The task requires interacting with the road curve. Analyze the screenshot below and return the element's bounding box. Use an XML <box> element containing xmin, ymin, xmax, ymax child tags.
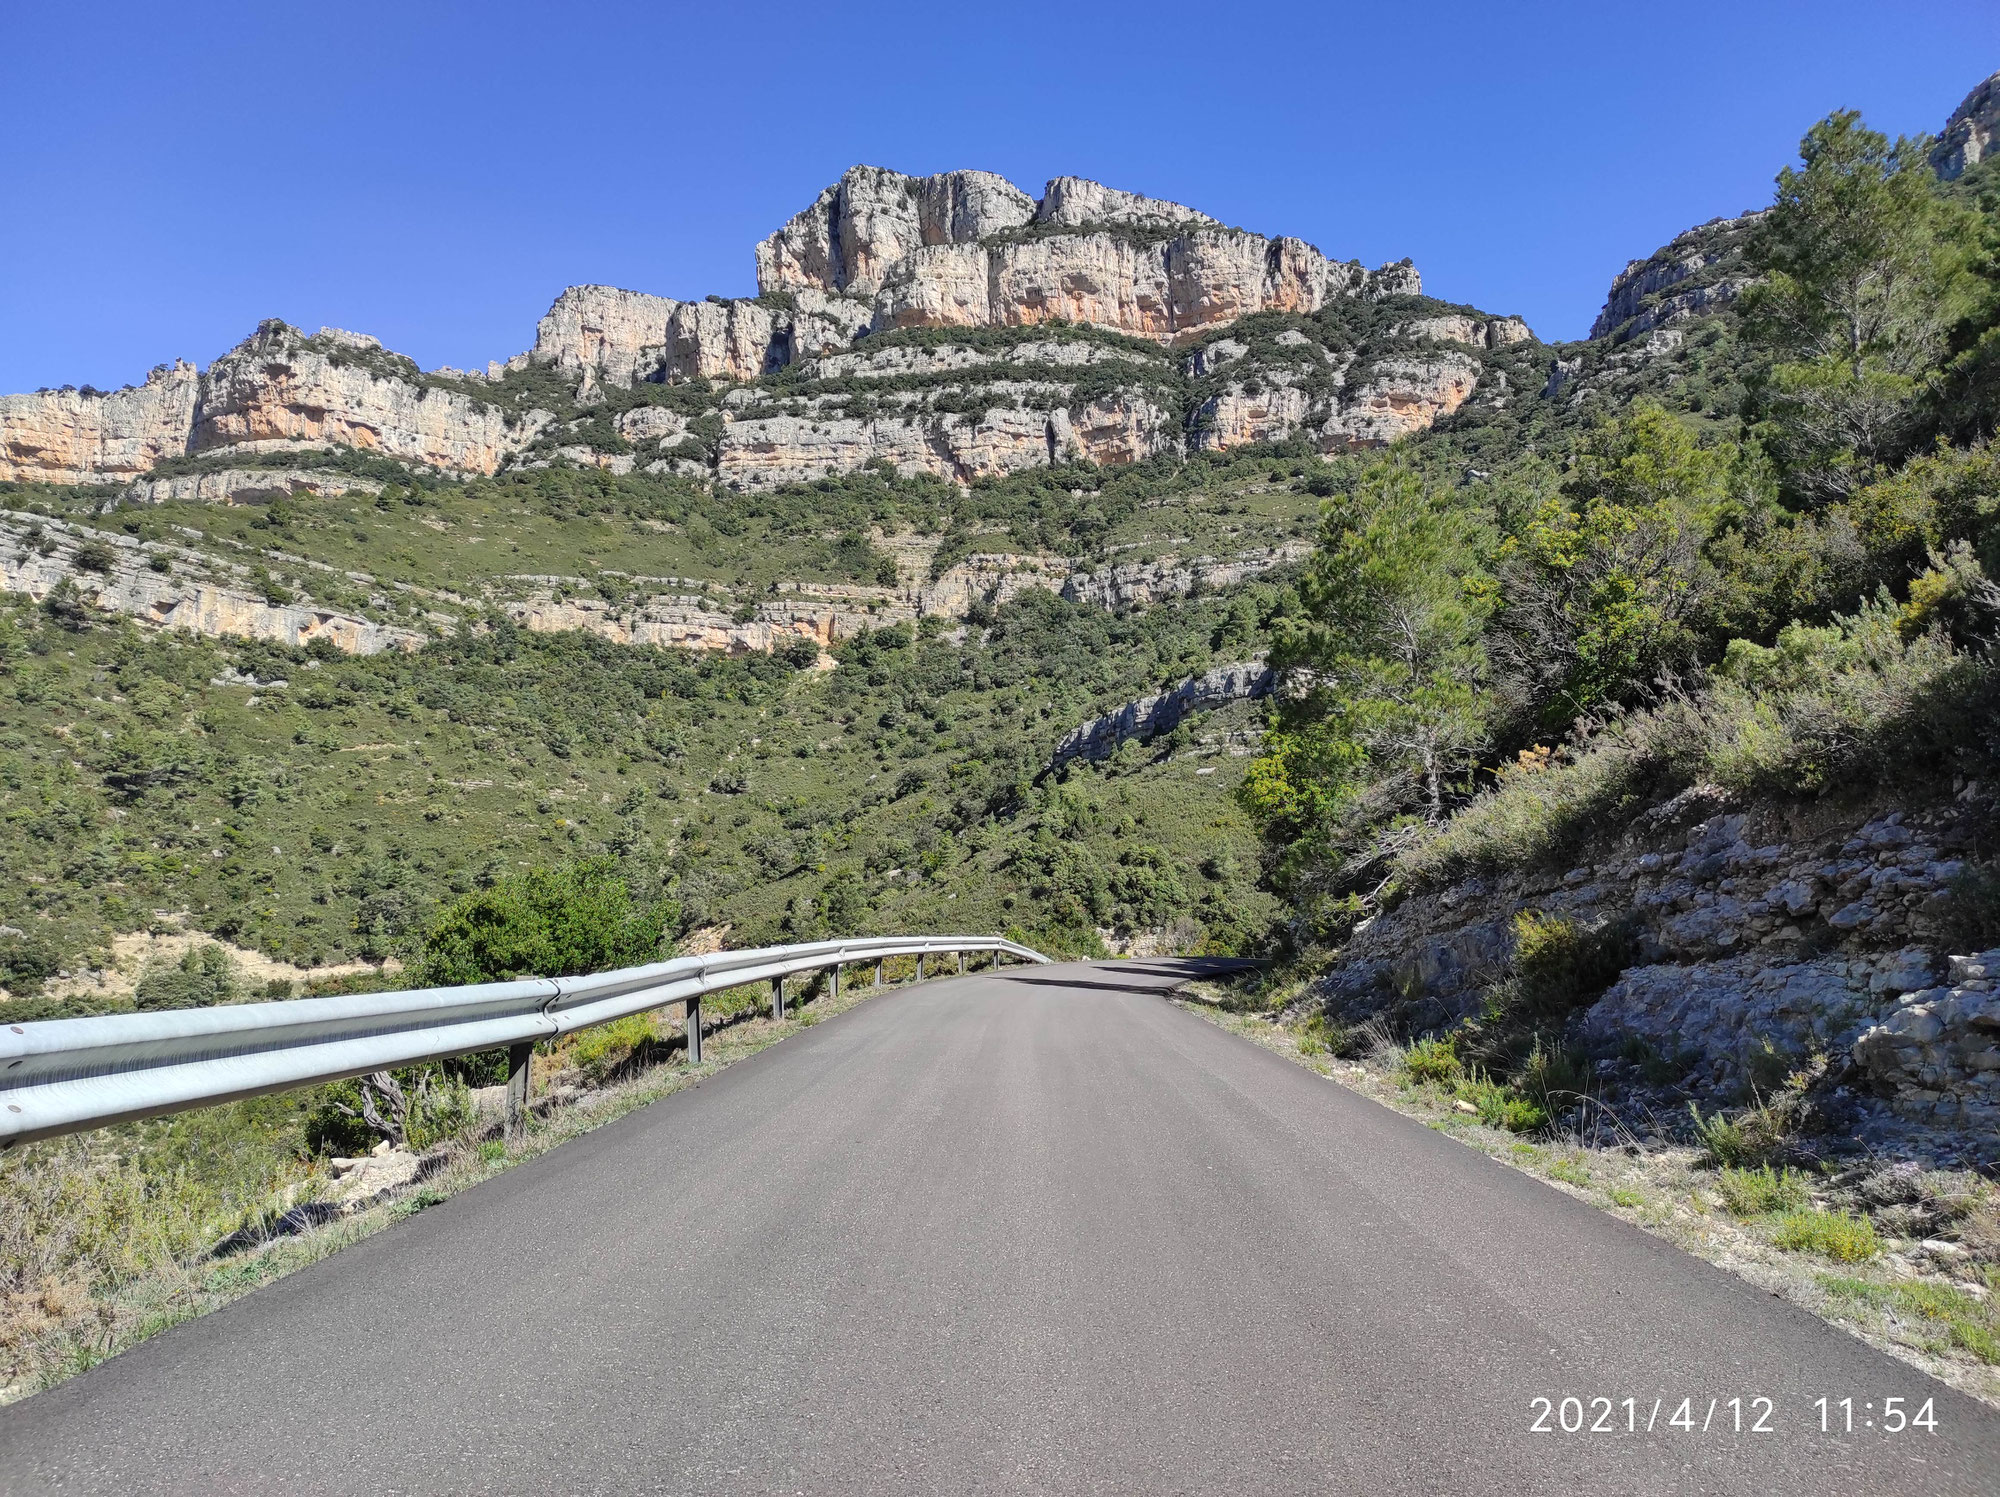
<box><xmin>2</xmin><ymin>958</ymin><xmax>1996</xmax><ymax>1495</ymax></box>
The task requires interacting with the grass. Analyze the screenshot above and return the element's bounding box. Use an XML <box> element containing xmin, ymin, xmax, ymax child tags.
<box><xmin>1717</xmin><ymin>1165</ymin><xmax>1811</xmax><ymax>1217</ymax></box>
<box><xmin>1774</xmin><ymin>1210</ymin><xmax>1881</xmax><ymax>1263</ymax></box>
<box><xmin>1820</xmin><ymin>1275</ymin><xmax>2000</xmax><ymax>1364</ymax></box>
<box><xmin>1398</xmin><ymin>1036</ymin><xmax>1462</xmax><ymax>1085</ymax></box>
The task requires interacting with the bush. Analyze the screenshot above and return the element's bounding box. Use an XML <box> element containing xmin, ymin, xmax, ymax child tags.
<box><xmin>412</xmin><ymin>858</ymin><xmax>672</xmax><ymax>988</ymax></box>
<box><xmin>1511</xmin><ymin>911</ymin><xmax>1632</xmax><ymax>1015</ymax></box>
<box><xmin>1400</xmin><ymin>1036</ymin><xmax>1462</xmax><ymax>1085</ymax></box>
<box><xmin>1774</xmin><ymin>1209</ymin><xmax>1880</xmax><ymax>1262</ymax></box>
<box><xmin>133</xmin><ymin>944</ymin><xmax>238</xmax><ymax>1011</ymax></box>
<box><xmin>570</xmin><ymin>1012</ymin><xmax>658</xmax><ymax>1082</ymax></box>
<box><xmin>1454</xmin><ymin>1073</ymin><xmax>1546</xmax><ymax>1132</ymax></box>
<box><xmin>1296</xmin><ymin>1013</ymin><xmax>1359</xmax><ymax>1058</ymax></box>
<box><xmin>1718</xmin><ymin>1164</ymin><xmax>1810</xmax><ymax>1216</ymax></box>
<box><xmin>1937</xmin><ymin>864</ymin><xmax>2000</xmax><ymax>954</ymax></box>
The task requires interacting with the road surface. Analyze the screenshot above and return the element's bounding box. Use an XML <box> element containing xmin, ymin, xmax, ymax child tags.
<box><xmin>3</xmin><ymin>958</ymin><xmax>1996</xmax><ymax>1494</ymax></box>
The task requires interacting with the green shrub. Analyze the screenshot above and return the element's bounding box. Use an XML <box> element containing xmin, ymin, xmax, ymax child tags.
<box><xmin>1400</xmin><ymin>1036</ymin><xmax>1463</xmax><ymax>1085</ymax></box>
<box><xmin>1774</xmin><ymin>1210</ymin><xmax>1880</xmax><ymax>1262</ymax></box>
<box><xmin>1688</xmin><ymin>1100</ymin><xmax>1794</xmax><ymax>1168</ymax></box>
<box><xmin>1512</xmin><ymin>912</ymin><xmax>1632</xmax><ymax>1015</ymax></box>
<box><xmin>570</xmin><ymin>1012</ymin><xmax>657</xmax><ymax>1082</ymax></box>
<box><xmin>1296</xmin><ymin>1013</ymin><xmax>1358</xmax><ymax>1058</ymax></box>
<box><xmin>134</xmin><ymin>944</ymin><xmax>238</xmax><ymax>1011</ymax></box>
<box><xmin>1454</xmin><ymin>1073</ymin><xmax>1546</xmax><ymax>1132</ymax></box>
<box><xmin>1718</xmin><ymin>1164</ymin><xmax>1810</xmax><ymax>1216</ymax></box>
<box><xmin>1937</xmin><ymin>864</ymin><xmax>2000</xmax><ymax>954</ymax></box>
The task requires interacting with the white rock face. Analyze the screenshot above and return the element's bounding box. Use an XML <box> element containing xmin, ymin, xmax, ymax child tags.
<box><xmin>196</xmin><ymin>323</ymin><xmax>542</xmax><ymax>475</ymax></box>
<box><xmin>532</xmin><ymin>286</ymin><xmax>679</xmax><ymax>385</ymax></box>
<box><xmin>0</xmin><ymin>361</ymin><xmax>199</xmax><ymax>483</ymax></box>
<box><xmin>125</xmin><ymin>468</ymin><xmax>386</xmax><ymax>505</ymax></box>
<box><xmin>761</xmin><ymin>166</ymin><xmax>1412</xmax><ymax>347</ymax></box>
<box><xmin>755</xmin><ymin>166</ymin><xmax>1036</xmax><ymax>299</ymax></box>
<box><xmin>713</xmin><ymin>391</ymin><xmax>1178</xmax><ymax>490</ymax></box>
<box><xmin>1033</xmin><ymin>177</ymin><xmax>1218</xmax><ymax>230</ymax></box>
<box><xmin>1933</xmin><ymin>69</ymin><xmax>2000</xmax><ymax>179</ymax></box>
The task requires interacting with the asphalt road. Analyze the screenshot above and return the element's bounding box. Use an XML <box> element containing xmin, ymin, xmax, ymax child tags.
<box><xmin>3</xmin><ymin>958</ymin><xmax>1997</xmax><ymax>1495</ymax></box>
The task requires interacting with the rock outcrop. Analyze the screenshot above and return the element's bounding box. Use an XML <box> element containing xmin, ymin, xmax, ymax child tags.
<box><xmin>758</xmin><ymin>165</ymin><xmax>1413</xmax><ymax>347</ymax></box>
<box><xmin>1854</xmin><ymin>950</ymin><xmax>2000</xmax><ymax>1136</ymax></box>
<box><xmin>1588</xmin><ymin>213</ymin><xmax>1762</xmax><ymax>342</ymax></box>
<box><xmin>1306</xmin><ymin>786</ymin><xmax>1999</xmax><ymax>1158</ymax></box>
<box><xmin>528</xmin><ymin>286</ymin><xmax>874</xmax><ymax>388</ymax></box>
<box><xmin>0</xmin><ymin>361</ymin><xmax>199</xmax><ymax>484</ymax></box>
<box><xmin>1933</xmin><ymin>69</ymin><xmax>2000</xmax><ymax>180</ymax></box>
<box><xmin>0</xmin><ymin>511</ymin><xmax>424</xmax><ymax>653</ymax></box>
<box><xmin>1049</xmin><ymin>661</ymin><xmax>1273</xmax><ymax>770</ymax></box>
<box><xmin>4</xmin><ymin>166</ymin><xmax>1462</xmax><ymax>490</ymax></box>
<box><xmin>194</xmin><ymin>322</ymin><xmax>548</xmax><ymax>474</ymax></box>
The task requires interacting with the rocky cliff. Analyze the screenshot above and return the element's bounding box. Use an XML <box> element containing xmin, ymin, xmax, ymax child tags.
<box><xmin>0</xmin><ymin>361</ymin><xmax>200</xmax><ymax>484</ymax></box>
<box><xmin>2</xmin><ymin>166</ymin><xmax>1489</xmax><ymax>494</ymax></box>
<box><xmin>758</xmin><ymin>165</ymin><xmax>1414</xmax><ymax>346</ymax></box>
<box><xmin>1933</xmin><ymin>68</ymin><xmax>2000</xmax><ymax>180</ymax></box>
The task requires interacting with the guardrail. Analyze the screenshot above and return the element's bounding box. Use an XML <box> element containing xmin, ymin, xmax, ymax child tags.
<box><xmin>0</xmin><ymin>934</ymin><xmax>1049</xmax><ymax>1149</ymax></box>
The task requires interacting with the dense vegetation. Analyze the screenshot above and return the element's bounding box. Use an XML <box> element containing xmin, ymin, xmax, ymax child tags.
<box><xmin>1239</xmin><ymin>111</ymin><xmax>2000</xmax><ymax>1127</ymax></box>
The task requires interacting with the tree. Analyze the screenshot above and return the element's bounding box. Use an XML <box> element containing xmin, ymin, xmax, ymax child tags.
<box><xmin>1245</xmin><ymin>459</ymin><xmax>1495</xmax><ymax>844</ymax></box>
<box><xmin>1745</xmin><ymin>111</ymin><xmax>1980</xmax><ymax>503</ymax></box>
<box><xmin>411</xmin><ymin>858</ymin><xmax>673</xmax><ymax>988</ymax></box>
<box><xmin>1493</xmin><ymin>404</ymin><xmax>1732</xmax><ymax>731</ymax></box>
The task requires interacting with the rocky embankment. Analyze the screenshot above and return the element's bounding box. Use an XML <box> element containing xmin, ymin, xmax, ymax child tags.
<box><xmin>1048</xmin><ymin>660</ymin><xmax>1272</xmax><ymax>770</ymax></box>
<box><xmin>1310</xmin><ymin>787</ymin><xmax>2000</xmax><ymax>1164</ymax></box>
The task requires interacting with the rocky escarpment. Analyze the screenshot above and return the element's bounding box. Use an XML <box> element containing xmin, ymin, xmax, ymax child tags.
<box><xmin>528</xmin><ymin>285</ymin><xmax>872</xmax><ymax>389</ymax></box>
<box><xmin>1587</xmin><ymin>213</ymin><xmax>1763</xmax><ymax>344</ymax></box>
<box><xmin>755</xmin><ymin>166</ymin><xmax>1418</xmax><ymax>347</ymax></box>
<box><xmin>4</xmin><ymin>166</ymin><xmax>1505</xmax><ymax>493</ymax></box>
<box><xmin>1</xmin><ymin>361</ymin><xmax>200</xmax><ymax>485</ymax></box>
<box><xmin>0</xmin><ymin>511</ymin><xmax>425</xmax><ymax>653</ymax></box>
<box><xmin>1309</xmin><ymin>788</ymin><xmax>1999</xmax><ymax>1162</ymax></box>
<box><xmin>1049</xmin><ymin>660</ymin><xmax>1272</xmax><ymax>770</ymax></box>
<box><xmin>0</xmin><ymin>324</ymin><xmax>557</xmax><ymax>487</ymax></box>
<box><xmin>1933</xmin><ymin>68</ymin><xmax>2000</xmax><ymax>180</ymax></box>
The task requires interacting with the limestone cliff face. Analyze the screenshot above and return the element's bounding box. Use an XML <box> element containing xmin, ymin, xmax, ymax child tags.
<box><xmin>712</xmin><ymin>389</ymin><xmax>1179</xmax><ymax>491</ymax></box>
<box><xmin>6</xmin><ymin>165</ymin><xmax>1451</xmax><ymax>491</ymax></box>
<box><xmin>754</xmin><ymin>166</ymin><xmax>1037</xmax><ymax>298</ymax></box>
<box><xmin>529</xmin><ymin>285</ymin><xmax>871</xmax><ymax>387</ymax></box>
<box><xmin>1589</xmin><ymin>213</ymin><xmax>1762</xmax><ymax>342</ymax></box>
<box><xmin>1933</xmin><ymin>69</ymin><xmax>2000</xmax><ymax>180</ymax></box>
<box><xmin>1191</xmin><ymin>351</ymin><xmax>1480</xmax><ymax>454</ymax></box>
<box><xmin>759</xmin><ymin>165</ymin><xmax>1413</xmax><ymax>346</ymax></box>
<box><xmin>194</xmin><ymin>323</ymin><xmax>543</xmax><ymax>475</ymax></box>
<box><xmin>0</xmin><ymin>361</ymin><xmax>199</xmax><ymax>484</ymax></box>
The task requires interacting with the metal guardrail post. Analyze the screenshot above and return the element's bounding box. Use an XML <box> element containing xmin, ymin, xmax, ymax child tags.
<box><xmin>874</xmin><ymin>960</ymin><xmax>883</xmax><ymax>987</ymax></box>
<box><xmin>771</xmin><ymin>976</ymin><xmax>785</xmax><ymax>1021</ymax></box>
<box><xmin>916</xmin><ymin>954</ymin><xmax>925</xmax><ymax>981</ymax></box>
<box><xmin>957</xmin><ymin>951</ymin><xmax>965</xmax><ymax>976</ymax></box>
<box><xmin>685</xmin><ymin>997</ymin><xmax>703</xmax><ymax>1065</ymax></box>
<box><xmin>506</xmin><ymin>1041</ymin><xmax>533</xmax><ymax>1137</ymax></box>
<box><xmin>830</xmin><ymin>963</ymin><xmax>841</xmax><ymax>1001</ymax></box>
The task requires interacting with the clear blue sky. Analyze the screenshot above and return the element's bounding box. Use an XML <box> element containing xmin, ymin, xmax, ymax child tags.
<box><xmin>3</xmin><ymin>2</ymin><xmax>1996</xmax><ymax>393</ymax></box>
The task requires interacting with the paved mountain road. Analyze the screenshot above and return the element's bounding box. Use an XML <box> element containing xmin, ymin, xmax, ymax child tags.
<box><xmin>3</xmin><ymin>959</ymin><xmax>1996</xmax><ymax>1494</ymax></box>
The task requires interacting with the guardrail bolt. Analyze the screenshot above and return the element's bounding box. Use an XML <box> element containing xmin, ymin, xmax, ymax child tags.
<box><xmin>506</xmin><ymin>1041</ymin><xmax>533</xmax><ymax>1138</ymax></box>
<box><xmin>685</xmin><ymin>997</ymin><xmax>703</xmax><ymax>1065</ymax></box>
<box><xmin>771</xmin><ymin>975</ymin><xmax>785</xmax><ymax>1021</ymax></box>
